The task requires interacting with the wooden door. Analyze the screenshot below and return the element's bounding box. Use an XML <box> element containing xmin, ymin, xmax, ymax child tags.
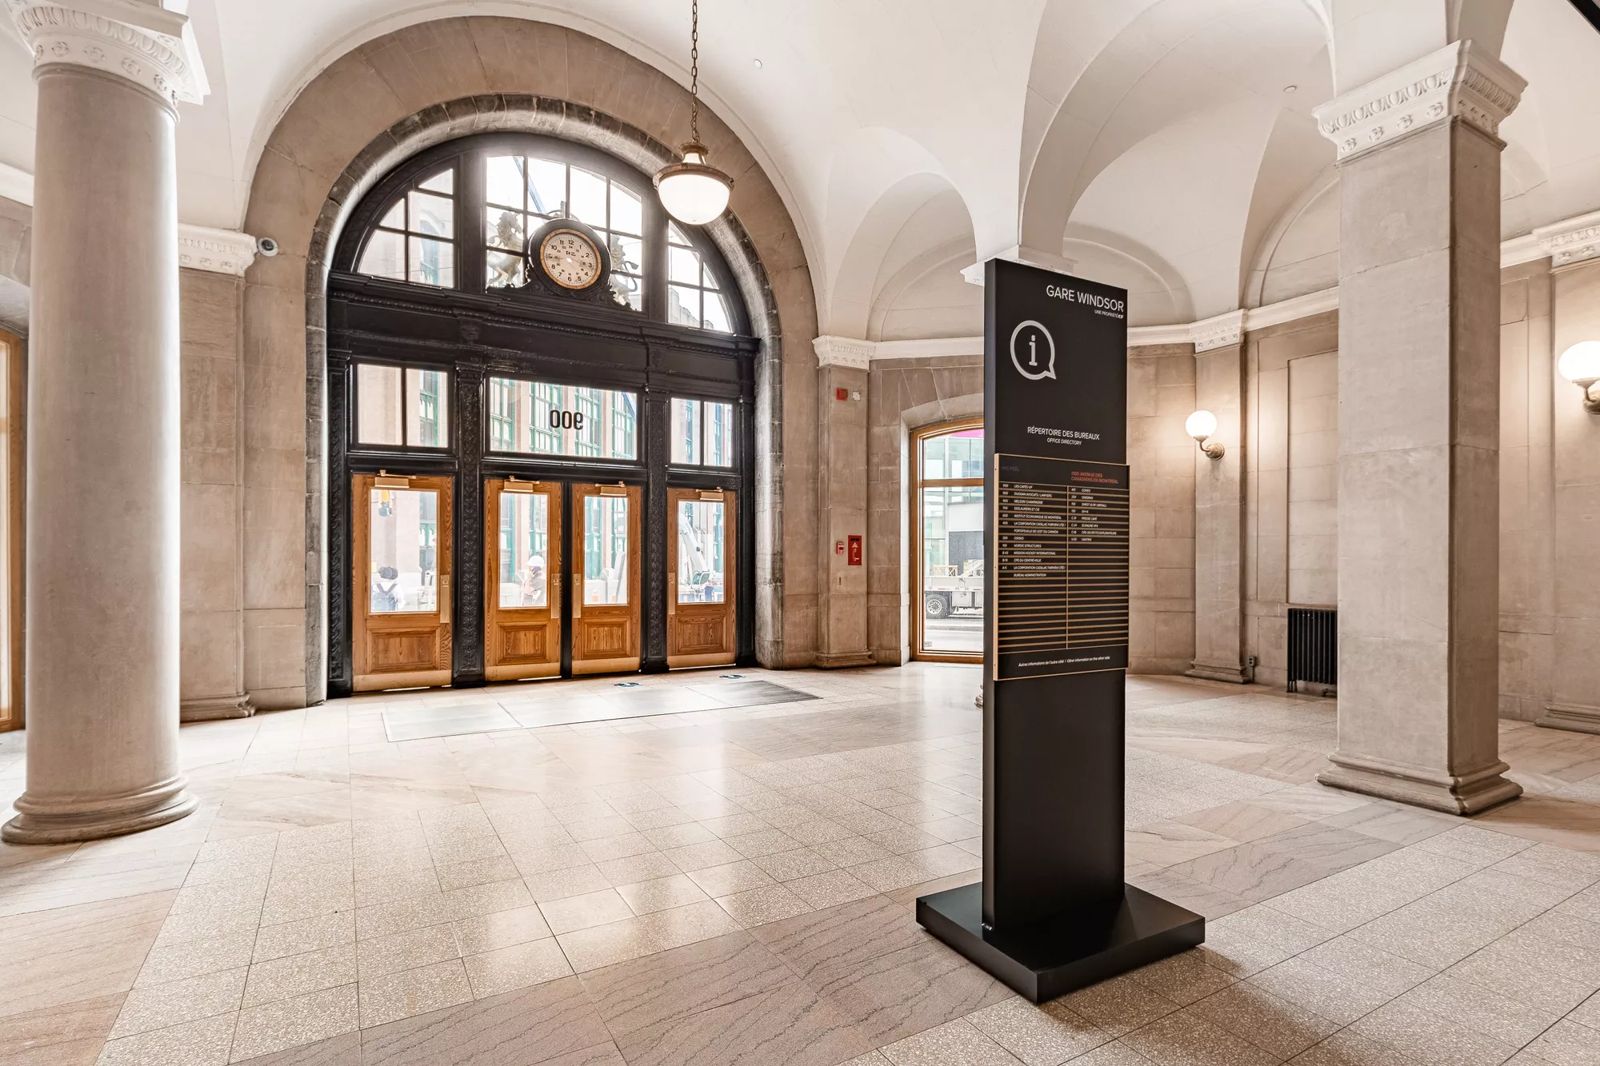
<box><xmin>667</xmin><ymin>488</ymin><xmax>736</xmax><ymax>668</ymax></box>
<box><xmin>352</xmin><ymin>473</ymin><xmax>453</xmax><ymax>691</ymax></box>
<box><xmin>571</xmin><ymin>482</ymin><xmax>641</xmax><ymax>675</ymax></box>
<box><xmin>483</xmin><ymin>478</ymin><xmax>561</xmax><ymax>681</ymax></box>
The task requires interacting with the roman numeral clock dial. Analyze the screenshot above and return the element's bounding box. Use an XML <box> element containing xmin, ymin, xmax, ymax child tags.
<box><xmin>537</xmin><ymin>229</ymin><xmax>602</xmax><ymax>290</ymax></box>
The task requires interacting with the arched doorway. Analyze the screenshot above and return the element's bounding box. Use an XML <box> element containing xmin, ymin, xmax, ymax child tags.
<box><xmin>911</xmin><ymin>418</ymin><xmax>984</xmax><ymax>662</ymax></box>
<box><xmin>326</xmin><ymin>133</ymin><xmax>755</xmax><ymax>695</ymax></box>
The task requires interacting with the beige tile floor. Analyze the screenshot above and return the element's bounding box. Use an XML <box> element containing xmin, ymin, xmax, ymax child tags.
<box><xmin>3</xmin><ymin>665</ymin><xmax>1600</xmax><ymax>1065</ymax></box>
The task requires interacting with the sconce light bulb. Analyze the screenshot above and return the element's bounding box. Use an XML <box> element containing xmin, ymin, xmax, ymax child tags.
<box><xmin>1185</xmin><ymin>409</ymin><xmax>1218</xmax><ymax>442</ymax></box>
<box><xmin>1557</xmin><ymin>341</ymin><xmax>1600</xmax><ymax>390</ymax></box>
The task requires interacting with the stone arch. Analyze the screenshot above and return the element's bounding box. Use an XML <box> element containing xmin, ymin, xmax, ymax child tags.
<box><xmin>241</xmin><ymin>16</ymin><xmax>819</xmax><ymax>707</ymax></box>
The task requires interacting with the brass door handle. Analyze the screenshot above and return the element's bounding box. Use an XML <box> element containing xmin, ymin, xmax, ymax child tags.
<box><xmin>551</xmin><ymin>573</ymin><xmax>561</xmax><ymax>614</ymax></box>
<box><xmin>572</xmin><ymin>571</ymin><xmax>582</xmax><ymax>618</ymax></box>
<box><xmin>668</xmin><ymin>573</ymin><xmax>677</xmax><ymax>616</ymax></box>
<box><xmin>439</xmin><ymin>574</ymin><xmax>451</xmax><ymax>623</ymax></box>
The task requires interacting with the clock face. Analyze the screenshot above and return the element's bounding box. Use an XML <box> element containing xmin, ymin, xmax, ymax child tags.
<box><xmin>538</xmin><ymin>229</ymin><xmax>602</xmax><ymax>290</ymax></box>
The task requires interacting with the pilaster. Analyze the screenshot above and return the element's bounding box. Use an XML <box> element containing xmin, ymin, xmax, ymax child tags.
<box><xmin>813</xmin><ymin>337</ymin><xmax>873</xmax><ymax>667</ymax></box>
<box><xmin>1188</xmin><ymin>316</ymin><xmax>1247</xmax><ymax>683</ymax></box>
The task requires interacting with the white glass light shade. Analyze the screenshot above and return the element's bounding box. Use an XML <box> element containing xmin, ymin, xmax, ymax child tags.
<box><xmin>1557</xmin><ymin>340</ymin><xmax>1600</xmax><ymax>388</ymax></box>
<box><xmin>654</xmin><ymin>143</ymin><xmax>732</xmax><ymax>225</ymax></box>
<box><xmin>1185</xmin><ymin>409</ymin><xmax>1218</xmax><ymax>442</ymax></box>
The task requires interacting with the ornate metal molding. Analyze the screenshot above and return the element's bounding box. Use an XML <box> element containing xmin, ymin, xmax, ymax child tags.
<box><xmin>812</xmin><ymin>335</ymin><xmax>874</xmax><ymax>370</ymax></box>
<box><xmin>1314</xmin><ymin>40</ymin><xmax>1524</xmax><ymax>162</ymax></box>
<box><xmin>178</xmin><ymin>224</ymin><xmax>256</xmax><ymax>276</ymax></box>
<box><xmin>5</xmin><ymin>0</ymin><xmax>208</xmax><ymax>106</ymax></box>
<box><xmin>1190</xmin><ymin>310</ymin><xmax>1246</xmax><ymax>353</ymax></box>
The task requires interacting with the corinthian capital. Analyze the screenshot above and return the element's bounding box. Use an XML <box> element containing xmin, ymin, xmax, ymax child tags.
<box><xmin>5</xmin><ymin>0</ymin><xmax>209</xmax><ymax>106</ymax></box>
<box><xmin>1313</xmin><ymin>39</ymin><xmax>1523</xmax><ymax>163</ymax></box>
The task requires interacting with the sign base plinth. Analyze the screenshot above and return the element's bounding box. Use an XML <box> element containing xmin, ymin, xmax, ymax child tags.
<box><xmin>916</xmin><ymin>882</ymin><xmax>1204</xmax><ymax>1004</ymax></box>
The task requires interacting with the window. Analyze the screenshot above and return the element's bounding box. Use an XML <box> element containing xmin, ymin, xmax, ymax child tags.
<box><xmin>666</xmin><ymin>224</ymin><xmax>732</xmax><ymax>332</ymax></box>
<box><xmin>355</xmin><ymin>364</ymin><xmax>451</xmax><ymax>448</ymax></box>
<box><xmin>484</xmin><ymin>153</ymin><xmax>645</xmax><ymax>310</ymax></box>
<box><xmin>357</xmin><ymin>169</ymin><xmax>456</xmax><ymax>287</ymax></box>
<box><xmin>914</xmin><ymin>421</ymin><xmax>984</xmax><ymax>661</ymax></box>
<box><xmin>670</xmin><ymin>397</ymin><xmax>734</xmax><ymax>467</ymax></box>
<box><xmin>486</xmin><ymin>377</ymin><xmax>637</xmax><ymax>461</ymax></box>
<box><xmin>488</xmin><ymin>377</ymin><xmax>518</xmax><ymax>451</ymax></box>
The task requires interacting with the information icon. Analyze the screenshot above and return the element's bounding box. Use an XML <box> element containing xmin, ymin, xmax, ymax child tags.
<box><xmin>1009</xmin><ymin>320</ymin><xmax>1056</xmax><ymax>380</ymax></box>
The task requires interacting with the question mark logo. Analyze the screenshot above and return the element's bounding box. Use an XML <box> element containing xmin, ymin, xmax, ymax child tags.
<box><xmin>1009</xmin><ymin>320</ymin><xmax>1056</xmax><ymax>381</ymax></box>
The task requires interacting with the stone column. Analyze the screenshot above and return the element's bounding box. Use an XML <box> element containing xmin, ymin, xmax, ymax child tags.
<box><xmin>1537</xmin><ymin>257</ymin><xmax>1600</xmax><ymax>733</ymax></box>
<box><xmin>3</xmin><ymin>2</ymin><xmax>208</xmax><ymax>842</ymax></box>
<box><xmin>1312</xmin><ymin>42</ymin><xmax>1524</xmax><ymax>814</ymax></box>
<box><xmin>1188</xmin><ymin>313</ymin><xmax>1248</xmax><ymax>683</ymax></box>
<box><xmin>813</xmin><ymin>337</ymin><xmax>874</xmax><ymax>667</ymax></box>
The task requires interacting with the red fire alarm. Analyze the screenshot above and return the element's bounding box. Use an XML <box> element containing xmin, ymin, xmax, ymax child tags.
<box><xmin>835</xmin><ymin>387</ymin><xmax>849</xmax><ymax>402</ymax></box>
<box><xmin>835</xmin><ymin>540</ymin><xmax>845</xmax><ymax>555</ymax></box>
<box><xmin>847</xmin><ymin>534</ymin><xmax>863</xmax><ymax>566</ymax></box>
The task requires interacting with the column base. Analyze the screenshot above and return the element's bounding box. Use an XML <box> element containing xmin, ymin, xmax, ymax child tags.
<box><xmin>180</xmin><ymin>693</ymin><xmax>255</xmax><ymax>722</ymax></box>
<box><xmin>1318</xmin><ymin>751</ymin><xmax>1522</xmax><ymax>816</ymax></box>
<box><xmin>1185</xmin><ymin>662</ymin><xmax>1248</xmax><ymax>684</ymax></box>
<box><xmin>814</xmin><ymin>652</ymin><xmax>876</xmax><ymax>668</ymax></box>
<box><xmin>1535</xmin><ymin>703</ymin><xmax>1600</xmax><ymax>735</ymax></box>
<box><xmin>2</xmin><ymin>775</ymin><xmax>198</xmax><ymax>844</ymax></box>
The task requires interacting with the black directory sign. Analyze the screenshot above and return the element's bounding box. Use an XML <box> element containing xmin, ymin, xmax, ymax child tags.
<box><xmin>995</xmin><ymin>455</ymin><xmax>1130</xmax><ymax>680</ymax></box>
<box><xmin>916</xmin><ymin>259</ymin><xmax>1201</xmax><ymax>1003</ymax></box>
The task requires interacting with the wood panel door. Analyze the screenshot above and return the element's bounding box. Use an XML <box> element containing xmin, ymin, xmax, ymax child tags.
<box><xmin>352</xmin><ymin>473</ymin><xmax>453</xmax><ymax>691</ymax></box>
<box><xmin>483</xmin><ymin>478</ymin><xmax>561</xmax><ymax>681</ymax></box>
<box><xmin>667</xmin><ymin>488</ymin><xmax>736</xmax><ymax>668</ymax></box>
<box><xmin>571</xmin><ymin>482</ymin><xmax>641</xmax><ymax>675</ymax></box>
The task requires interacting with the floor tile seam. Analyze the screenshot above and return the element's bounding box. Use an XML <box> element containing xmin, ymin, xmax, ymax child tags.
<box><xmin>1174</xmin><ymin>979</ymin><xmax>1340</xmax><ymax>1059</ymax></box>
<box><xmin>1319</xmin><ymin>874</ymin><xmax>1600</xmax><ymax>1059</ymax></box>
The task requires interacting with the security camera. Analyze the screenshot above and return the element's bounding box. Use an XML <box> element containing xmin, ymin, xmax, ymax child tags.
<box><xmin>256</xmin><ymin>236</ymin><xmax>279</xmax><ymax>257</ymax></box>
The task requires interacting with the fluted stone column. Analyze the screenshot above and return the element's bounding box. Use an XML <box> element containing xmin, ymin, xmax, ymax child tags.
<box><xmin>3</xmin><ymin>1</ymin><xmax>208</xmax><ymax>842</ymax></box>
<box><xmin>1188</xmin><ymin>314</ymin><xmax>1248</xmax><ymax>683</ymax></box>
<box><xmin>1312</xmin><ymin>42</ymin><xmax>1524</xmax><ymax>814</ymax></box>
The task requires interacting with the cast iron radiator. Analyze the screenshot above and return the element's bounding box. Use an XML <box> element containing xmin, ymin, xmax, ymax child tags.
<box><xmin>1286</xmin><ymin>607</ymin><xmax>1337</xmax><ymax>693</ymax></box>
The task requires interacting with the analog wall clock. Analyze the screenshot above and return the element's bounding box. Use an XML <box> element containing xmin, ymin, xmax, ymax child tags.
<box><xmin>525</xmin><ymin>217</ymin><xmax>612</xmax><ymax>299</ymax></box>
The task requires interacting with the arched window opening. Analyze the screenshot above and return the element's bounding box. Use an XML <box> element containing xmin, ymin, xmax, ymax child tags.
<box><xmin>356</xmin><ymin>168</ymin><xmax>456</xmax><ymax>288</ymax></box>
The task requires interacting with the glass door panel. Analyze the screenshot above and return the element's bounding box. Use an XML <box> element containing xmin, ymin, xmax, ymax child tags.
<box><xmin>667</xmin><ymin>488</ymin><xmax>735</xmax><ymax>667</ymax></box>
<box><xmin>571</xmin><ymin>484</ymin><xmax>641</xmax><ymax>674</ymax></box>
<box><xmin>352</xmin><ymin>473</ymin><xmax>453</xmax><ymax>691</ymax></box>
<box><xmin>914</xmin><ymin>422</ymin><xmax>985</xmax><ymax>661</ymax></box>
<box><xmin>484</xmin><ymin>479</ymin><xmax>561</xmax><ymax>681</ymax></box>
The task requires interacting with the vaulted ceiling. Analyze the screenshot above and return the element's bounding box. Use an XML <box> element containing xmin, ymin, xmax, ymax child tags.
<box><xmin>1</xmin><ymin>0</ymin><xmax>1596</xmax><ymax>335</ymax></box>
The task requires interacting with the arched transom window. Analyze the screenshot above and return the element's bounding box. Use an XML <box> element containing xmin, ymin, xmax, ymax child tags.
<box><xmin>345</xmin><ymin>134</ymin><xmax>741</xmax><ymax>334</ymax></box>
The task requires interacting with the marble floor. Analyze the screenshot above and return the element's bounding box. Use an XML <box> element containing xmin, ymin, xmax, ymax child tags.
<box><xmin>3</xmin><ymin>666</ymin><xmax>1600</xmax><ymax>1066</ymax></box>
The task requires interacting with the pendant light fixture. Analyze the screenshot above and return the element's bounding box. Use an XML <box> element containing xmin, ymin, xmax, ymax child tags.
<box><xmin>654</xmin><ymin>0</ymin><xmax>733</xmax><ymax>225</ymax></box>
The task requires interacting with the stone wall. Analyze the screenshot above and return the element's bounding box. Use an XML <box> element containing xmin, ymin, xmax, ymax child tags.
<box><xmin>1236</xmin><ymin>261</ymin><xmax>1597</xmax><ymax>719</ymax></box>
<box><xmin>179</xmin><ymin>269</ymin><xmax>248</xmax><ymax>716</ymax></box>
<box><xmin>1127</xmin><ymin>345</ymin><xmax>1197</xmax><ymax>674</ymax></box>
<box><xmin>865</xmin><ymin>354</ymin><xmax>982</xmax><ymax>665</ymax></box>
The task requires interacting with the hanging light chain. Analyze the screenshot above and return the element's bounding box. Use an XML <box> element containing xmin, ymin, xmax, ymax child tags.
<box><xmin>689</xmin><ymin>0</ymin><xmax>701</xmax><ymax>144</ymax></box>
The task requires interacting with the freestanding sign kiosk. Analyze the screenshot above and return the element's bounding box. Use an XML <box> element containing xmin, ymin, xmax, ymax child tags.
<box><xmin>915</xmin><ymin>258</ymin><xmax>1204</xmax><ymax>1002</ymax></box>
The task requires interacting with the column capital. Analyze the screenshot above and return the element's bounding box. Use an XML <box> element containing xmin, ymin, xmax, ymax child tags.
<box><xmin>5</xmin><ymin>0</ymin><xmax>208</xmax><ymax>106</ymax></box>
<box><xmin>1314</xmin><ymin>39</ymin><xmax>1524</xmax><ymax>163</ymax></box>
<box><xmin>813</xmin><ymin>335</ymin><xmax>874</xmax><ymax>370</ymax></box>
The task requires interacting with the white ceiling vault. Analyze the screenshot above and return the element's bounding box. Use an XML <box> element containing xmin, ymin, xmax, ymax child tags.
<box><xmin>1</xmin><ymin>0</ymin><xmax>1598</xmax><ymax>336</ymax></box>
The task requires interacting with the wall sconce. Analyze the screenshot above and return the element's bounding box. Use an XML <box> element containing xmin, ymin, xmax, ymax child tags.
<box><xmin>1185</xmin><ymin>409</ymin><xmax>1225</xmax><ymax>460</ymax></box>
<box><xmin>1558</xmin><ymin>341</ymin><xmax>1600</xmax><ymax>412</ymax></box>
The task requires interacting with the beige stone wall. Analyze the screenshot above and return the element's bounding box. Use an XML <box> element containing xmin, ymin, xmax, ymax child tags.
<box><xmin>1237</xmin><ymin>263</ymin><xmax>1588</xmax><ymax>717</ymax></box>
<box><xmin>1242</xmin><ymin>311</ymin><xmax>1339</xmax><ymax>686</ymax></box>
<box><xmin>179</xmin><ymin>269</ymin><xmax>246</xmax><ymax>709</ymax></box>
<box><xmin>865</xmin><ymin>354</ymin><xmax>983</xmax><ymax>665</ymax></box>
<box><xmin>1127</xmin><ymin>345</ymin><xmax>1196</xmax><ymax>674</ymax></box>
<box><xmin>1498</xmin><ymin>262</ymin><xmax>1556</xmax><ymax>720</ymax></box>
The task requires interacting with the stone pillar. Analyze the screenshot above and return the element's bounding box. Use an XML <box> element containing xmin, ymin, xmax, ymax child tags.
<box><xmin>1312</xmin><ymin>42</ymin><xmax>1524</xmax><ymax>814</ymax></box>
<box><xmin>813</xmin><ymin>337</ymin><xmax>873</xmax><ymax>667</ymax></box>
<box><xmin>1188</xmin><ymin>314</ymin><xmax>1248</xmax><ymax>683</ymax></box>
<box><xmin>1537</xmin><ymin>258</ymin><xmax>1600</xmax><ymax>733</ymax></box>
<box><xmin>3</xmin><ymin>2</ymin><xmax>208</xmax><ymax>842</ymax></box>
